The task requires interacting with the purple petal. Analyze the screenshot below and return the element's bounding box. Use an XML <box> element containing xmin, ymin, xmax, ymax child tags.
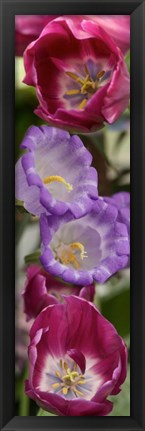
<box><xmin>67</xmin><ymin>349</ymin><xmax>86</xmax><ymax>374</ymax></box>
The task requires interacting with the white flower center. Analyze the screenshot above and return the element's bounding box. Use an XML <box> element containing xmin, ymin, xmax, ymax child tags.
<box><xmin>54</xmin><ymin>241</ymin><xmax>88</xmax><ymax>269</ymax></box>
<box><xmin>64</xmin><ymin>64</ymin><xmax>106</xmax><ymax>109</ymax></box>
<box><xmin>51</xmin><ymin>359</ymin><xmax>86</xmax><ymax>397</ymax></box>
<box><xmin>39</xmin><ymin>355</ymin><xmax>103</xmax><ymax>400</ymax></box>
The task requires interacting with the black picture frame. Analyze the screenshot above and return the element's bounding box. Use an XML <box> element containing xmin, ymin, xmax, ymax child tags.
<box><xmin>0</xmin><ymin>0</ymin><xmax>145</xmax><ymax>430</ymax></box>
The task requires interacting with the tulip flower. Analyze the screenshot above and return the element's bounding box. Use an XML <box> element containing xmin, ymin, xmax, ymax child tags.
<box><xmin>84</xmin><ymin>15</ymin><xmax>130</xmax><ymax>55</ymax></box>
<box><xmin>15</xmin><ymin>15</ymin><xmax>58</xmax><ymax>56</ymax></box>
<box><xmin>23</xmin><ymin>264</ymin><xmax>95</xmax><ymax>321</ymax></box>
<box><xmin>25</xmin><ymin>296</ymin><xmax>128</xmax><ymax>416</ymax></box>
<box><xmin>23</xmin><ymin>16</ymin><xmax>130</xmax><ymax>133</ymax></box>
<box><xmin>15</xmin><ymin>15</ymin><xmax>130</xmax><ymax>57</ymax></box>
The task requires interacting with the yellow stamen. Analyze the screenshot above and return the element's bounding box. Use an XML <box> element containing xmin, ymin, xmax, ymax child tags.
<box><xmin>78</xmin><ymin>98</ymin><xmax>88</xmax><ymax>109</ymax></box>
<box><xmin>59</xmin><ymin>242</ymin><xmax>87</xmax><ymax>270</ymax></box>
<box><xmin>60</xmin><ymin>250</ymin><xmax>80</xmax><ymax>269</ymax></box>
<box><xmin>74</xmin><ymin>362</ymin><xmax>77</xmax><ymax>371</ymax></box>
<box><xmin>65</xmin><ymin>89</ymin><xmax>80</xmax><ymax>96</ymax></box>
<box><xmin>80</xmin><ymin>74</ymin><xmax>90</xmax><ymax>93</ymax></box>
<box><xmin>51</xmin><ymin>360</ymin><xmax>87</xmax><ymax>398</ymax></box>
<box><xmin>77</xmin><ymin>379</ymin><xmax>86</xmax><ymax>385</ymax></box>
<box><xmin>62</xmin><ymin>387</ymin><xmax>69</xmax><ymax>395</ymax></box>
<box><xmin>87</xmin><ymin>81</ymin><xmax>96</xmax><ymax>90</ymax></box>
<box><xmin>80</xmin><ymin>75</ymin><xmax>96</xmax><ymax>94</ymax></box>
<box><xmin>84</xmin><ymin>64</ymin><xmax>90</xmax><ymax>76</ymax></box>
<box><xmin>63</xmin><ymin>369</ymin><xmax>79</xmax><ymax>383</ymax></box>
<box><xmin>66</xmin><ymin>71</ymin><xmax>95</xmax><ymax>97</ymax></box>
<box><xmin>63</xmin><ymin>362</ymin><xmax>69</xmax><ymax>372</ymax></box>
<box><xmin>73</xmin><ymin>388</ymin><xmax>84</xmax><ymax>396</ymax></box>
<box><xmin>63</xmin><ymin>368</ymin><xmax>74</xmax><ymax>382</ymax></box>
<box><xmin>52</xmin><ymin>383</ymin><xmax>61</xmax><ymax>388</ymax></box>
<box><xmin>43</xmin><ymin>175</ymin><xmax>73</xmax><ymax>192</ymax></box>
<box><xmin>97</xmin><ymin>70</ymin><xmax>105</xmax><ymax>80</ymax></box>
<box><xmin>66</xmin><ymin>71</ymin><xmax>84</xmax><ymax>85</ymax></box>
<box><xmin>71</xmin><ymin>371</ymin><xmax>79</xmax><ymax>378</ymax></box>
<box><xmin>65</xmin><ymin>66</ymin><xmax>107</xmax><ymax>111</ymax></box>
<box><xmin>70</xmin><ymin>242</ymin><xmax>88</xmax><ymax>260</ymax></box>
<box><xmin>55</xmin><ymin>371</ymin><xmax>61</xmax><ymax>378</ymax></box>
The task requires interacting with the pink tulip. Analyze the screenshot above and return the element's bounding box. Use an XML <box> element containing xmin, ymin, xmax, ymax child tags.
<box><xmin>23</xmin><ymin>16</ymin><xmax>130</xmax><ymax>133</ymax></box>
<box><xmin>15</xmin><ymin>15</ymin><xmax>58</xmax><ymax>56</ymax></box>
<box><xmin>25</xmin><ymin>296</ymin><xmax>128</xmax><ymax>416</ymax></box>
<box><xmin>86</xmin><ymin>15</ymin><xmax>130</xmax><ymax>55</ymax></box>
<box><xmin>22</xmin><ymin>264</ymin><xmax>95</xmax><ymax>321</ymax></box>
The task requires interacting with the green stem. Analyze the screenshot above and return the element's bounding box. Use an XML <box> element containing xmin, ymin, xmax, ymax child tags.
<box><xmin>37</xmin><ymin>408</ymin><xmax>57</xmax><ymax>416</ymax></box>
<box><xmin>94</xmin><ymin>283</ymin><xmax>101</xmax><ymax>310</ymax></box>
<box><xmin>19</xmin><ymin>364</ymin><xmax>30</xmax><ymax>416</ymax></box>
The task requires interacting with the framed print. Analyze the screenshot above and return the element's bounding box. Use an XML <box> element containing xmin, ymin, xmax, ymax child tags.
<box><xmin>0</xmin><ymin>0</ymin><xmax>145</xmax><ymax>430</ymax></box>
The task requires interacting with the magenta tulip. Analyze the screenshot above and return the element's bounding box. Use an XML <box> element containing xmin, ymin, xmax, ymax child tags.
<box><xmin>23</xmin><ymin>16</ymin><xmax>130</xmax><ymax>133</ymax></box>
<box><xmin>23</xmin><ymin>264</ymin><xmax>95</xmax><ymax>321</ymax></box>
<box><xmin>15</xmin><ymin>15</ymin><xmax>58</xmax><ymax>56</ymax></box>
<box><xmin>25</xmin><ymin>296</ymin><xmax>128</xmax><ymax>416</ymax></box>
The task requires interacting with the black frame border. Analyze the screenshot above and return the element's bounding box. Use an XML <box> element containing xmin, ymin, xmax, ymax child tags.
<box><xmin>0</xmin><ymin>0</ymin><xmax>145</xmax><ymax>430</ymax></box>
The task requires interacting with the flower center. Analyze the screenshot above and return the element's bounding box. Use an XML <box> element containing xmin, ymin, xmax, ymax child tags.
<box><xmin>55</xmin><ymin>242</ymin><xmax>88</xmax><ymax>269</ymax></box>
<box><xmin>65</xmin><ymin>64</ymin><xmax>105</xmax><ymax>109</ymax></box>
<box><xmin>43</xmin><ymin>175</ymin><xmax>73</xmax><ymax>192</ymax></box>
<box><xmin>51</xmin><ymin>359</ymin><xmax>86</xmax><ymax>397</ymax></box>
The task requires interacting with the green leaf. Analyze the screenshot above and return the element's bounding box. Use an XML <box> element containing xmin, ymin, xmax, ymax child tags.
<box><xmin>15</xmin><ymin>199</ymin><xmax>24</xmax><ymax>207</ymax></box>
<box><xmin>15</xmin><ymin>199</ymin><xmax>29</xmax><ymax>215</ymax></box>
<box><xmin>37</xmin><ymin>408</ymin><xmax>57</xmax><ymax>416</ymax></box>
<box><xmin>100</xmin><ymin>286</ymin><xmax>130</xmax><ymax>338</ymax></box>
<box><xmin>125</xmin><ymin>50</ymin><xmax>130</xmax><ymax>73</ymax></box>
<box><xmin>97</xmin><ymin>272</ymin><xmax>130</xmax><ymax>338</ymax></box>
<box><xmin>25</xmin><ymin>249</ymin><xmax>41</xmax><ymax>264</ymax></box>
